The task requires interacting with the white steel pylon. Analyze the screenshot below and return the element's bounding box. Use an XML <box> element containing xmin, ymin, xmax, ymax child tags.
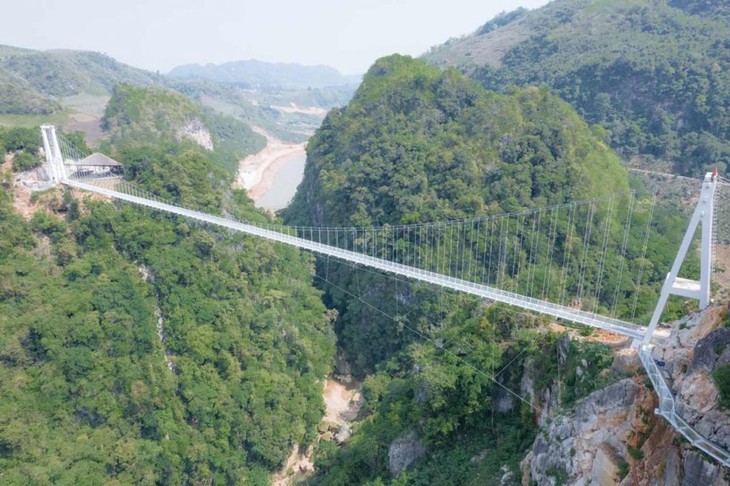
<box><xmin>40</xmin><ymin>124</ymin><xmax>66</xmax><ymax>184</ymax></box>
<box><xmin>643</xmin><ymin>171</ymin><xmax>718</xmax><ymax>344</ymax></box>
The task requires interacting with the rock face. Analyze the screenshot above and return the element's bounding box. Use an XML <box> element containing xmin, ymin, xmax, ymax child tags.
<box><xmin>177</xmin><ymin>119</ymin><xmax>213</xmax><ymax>151</ymax></box>
<box><xmin>682</xmin><ymin>451</ymin><xmax>727</xmax><ymax>486</ymax></box>
<box><xmin>521</xmin><ymin>379</ymin><xmax>644</xmax><ymax>485</ymax></box>
<box><xmin>388</xmin><ymin>432</ymin><xmax>426</xmax><ymax>477</ymax></box>
<box><xmin>657</xmin><ymin>308</ymin><xmax>730</xmax><ymax>451</ymax></box>
<box><xmin>522</xmin><ymin>305</ymin><xmax>730</xmax><ymax>485</ymax></box>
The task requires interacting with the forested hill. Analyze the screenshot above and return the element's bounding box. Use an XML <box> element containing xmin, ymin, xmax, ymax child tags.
<box><xmin>423</xmin><ymin>0</ymin><xmax>730</xmax><ymax>176</ymax></box>
<box><xmin>0</xmin><ymin>45</ymin><xmax>162</xmax><ymax>115</ymax></box>
<box><xmin>283</xmin><ymin>55</ymin><xmax>688</xmax><ymax>484</ymax></box>
<box><xmin>169</xmin><ymin>59</ymin><xmax>360</xmax><ymax>89</ymax></box>
<box><xmin>0</xmin><ymin>114</ymin><xmax>335</xmax><ymax>481</ymax></box>
<box><xmin>102</xmin><ymin>83</ymin><xmax>265</xmax><ymax>174</ymax></box>
<box><xmin>285</xmin><ymin>54</ymin><xmax>629</xmax><ymax>229</ymax></box>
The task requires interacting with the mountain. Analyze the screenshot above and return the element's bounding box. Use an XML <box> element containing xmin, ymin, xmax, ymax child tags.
<box><xmin>169</xmin><ymin>59</ymin><xmax>361</xmax><ymax>89</ymax></box>
<box><xmin>283</xmin><ymin>54</ymin><xmax>693</xmax><ymax>484</ymax></box>
<box><xmin>423</xmin><ymin>0</ymin><xmax>730</xmax><ymax>176</ymax></box>
<box><xmin>0</xmin><ymin>90</ymin><xmax>335</xmax><ymax>483</ymax></box>
<box><xmin>102</xmin><ymin>83</ymin><xmax>265</xmax><ymax>174</ymax></box>
<box><xmin>0</xmin><ymin>45</ymin><xmax>162</xmax><ymax>115</ymax></box>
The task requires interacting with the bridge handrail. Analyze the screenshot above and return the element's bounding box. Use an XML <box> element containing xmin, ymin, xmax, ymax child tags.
<box><xmin>63</xmin><ymin>178</ymin><xmax>645</xmax><ymax>339</ymax></box>
<box><xmin>640</xmin><ymin>348</ymin><xmax>730</xmax><ymax>466</ymax></box>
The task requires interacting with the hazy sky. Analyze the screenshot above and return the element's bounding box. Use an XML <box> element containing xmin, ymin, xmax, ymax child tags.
<box><xmin>2</xmin><ymin>0</ymin><xmax>551</xmax><ymax>75</ymax></box>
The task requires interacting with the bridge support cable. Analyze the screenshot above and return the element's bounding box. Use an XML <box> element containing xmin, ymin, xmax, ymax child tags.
<box><xmin>62</xmin><ymin>177</ymin><xmax>646</xmax><ymax>339</ymax></box>
<box><xmin>632</xmin><ymin>192</ymin><xmax>658</xmax><ymax>323</ymax></box>
<box><xmin>46</xmin><ymin>123</ymin><xmax>730</xmax><ymax>468</ymax></box>
<box><xmin>316</xmin><ymin>255</ymin><xmax>536</xmax><ymax>411</ymax></box>
<box><xmin>612</xmin><ymin>193</ymin><xmax>636</xmax><ymax>318</ymax></box>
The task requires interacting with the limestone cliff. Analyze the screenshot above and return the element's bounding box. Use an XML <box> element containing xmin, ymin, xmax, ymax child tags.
<box><xmin>176</xmin><ymin>118</ymin><xmax>214</xmax><ymax>151</ymax></box>
<box><xmin>522</xmin><ymin>305</ymin><xmax>730</xmax><ymax>485</ymax></box>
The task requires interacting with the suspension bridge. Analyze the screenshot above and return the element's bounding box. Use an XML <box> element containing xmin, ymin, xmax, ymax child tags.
<box><xmin>39</xmin><ymin>125</ymin><xmax>730</xmax><ymax>466</ymax></box>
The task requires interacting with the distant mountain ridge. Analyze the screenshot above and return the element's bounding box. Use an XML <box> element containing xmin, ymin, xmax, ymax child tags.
<box><xmin>168</xmin><ymin>59</ymin><xmax>361</xmax><ymax>89</ymax></box>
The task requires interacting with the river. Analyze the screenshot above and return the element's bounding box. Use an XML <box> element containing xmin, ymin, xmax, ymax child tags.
<box><xmin>255</xmin><ymin>153</ymin><xmax>307</xmax><ymax>210</ymax></box>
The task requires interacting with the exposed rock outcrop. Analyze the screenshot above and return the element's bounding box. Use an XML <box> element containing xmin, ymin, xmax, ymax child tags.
<box><xmin>177</xmin><ymin>119</ymin><xmax>213</xmax><ymax>151</ymax></box>
<box><xmin>521</xmin><ymin>379</ymin><xmax>647</xmax><ymax>485</ymax></box>
<box><xmin>522</xmin><ymin>305</ymin><xmax>730</xmax><ymax>485</ymax></box>
<box><xmin>388</xmin><ymin>431</ymin><xmax>426</xmax><ymax>477</ymax></box>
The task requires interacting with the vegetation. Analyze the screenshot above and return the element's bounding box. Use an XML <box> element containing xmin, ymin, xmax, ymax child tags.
<box><xmin>713</xmin><ymin>364</ymin><xmax>730</xmax><ymax>409</ymax></box>
<box><xmin>0</xmin><ymin>102</ymin><xmax>336</xmax><ymax>482</ymax></box>
<box><xmin>0</xmin><ymin>45</ymin><xmax>162</xmax><ymax>115</ymax></box>
<box><xmin>102</xmin><ymin>83</ymin><xmax>265</xmax><ymax>174</ymax></box>
<box><xmin>285</xmin><ymin>55</ymin><xmax>686</xmax><ymax>374</ymax></box>
<box><xmin>424</xmin><ymin>0</ymin><xmax>730</xmax><ymax>176</ymax></box>
<box><xmin>281</xmin><ymin>55</ymin><xmax>690</xmax><ymax>483</ymax></box>
<box><xmin>168</xmin><ymin>59</ymin><xmax>359</xmax><ymax>89</ymax></box>
<box><xmin>0</xmin><ymin>126</ymin><xmax>43</xmax><ymax>171</ymax></box>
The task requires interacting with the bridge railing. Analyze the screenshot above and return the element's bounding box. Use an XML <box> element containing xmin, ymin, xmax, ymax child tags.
<box><xmin>640</xmin><ymin>347</ymin><xmax>730</xmax><ymax>466</ymax></box>
<box><xmin>62</xmin><ymin>177</ymin><xmax>645</xmax><ymax>339</ymax></box>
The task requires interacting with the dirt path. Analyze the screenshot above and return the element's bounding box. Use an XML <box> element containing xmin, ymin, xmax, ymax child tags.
<box><xmin>235</xmin><ymin>127</ymin><xmax>306</xmax><ymax>201</ymax></box>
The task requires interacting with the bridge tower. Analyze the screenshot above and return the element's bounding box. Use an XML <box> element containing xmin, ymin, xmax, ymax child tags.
<box><xmin>40</xmin><ymin>124</ymin><xmax>66</xmax><ymax>184</ymax></box>
<box><xmin>643</xmin><ymin>171</ymin><xmax>718</xmax><ymax>344</ymax></box>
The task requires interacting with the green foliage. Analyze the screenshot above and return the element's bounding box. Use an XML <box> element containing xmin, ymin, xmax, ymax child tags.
<box><xmin>289</xmin><ymin>56</ymin><xmax>675</xmax><ymax>483</ymax></box>
<box><xmin>0</xmin><ymin>126</ymin><xmax>43</xmax><ymax>172</ymax></box>
<box><xmin>11</xmin><ymin>151</ymin><xmax>40</xmax><ymax>172</ymax></box>
<box><xmin>102</xmin><ymin>83</ymin><xmax>202</xmax><ymax>144</ymax></box>
<box><xmin>1</xmin><ymin>126</ymin><xmax>41</xmax><ymax>155</ymax></box>
<box><xmin>426</xmin><ymin>0</ymin><xmax>730</xmax><ymax>176</ymax></box>
<box><xmin>0</xmin><ymin>46</ymin><xmax>161</xmax><ymax>115</ymax></box>
<box><xmin>285</xmin><ymin>55</ymin><xmax>683</xmax><ymax>374</ymax></box>
<box><xmin>712</xmin><ymin>364</ymin><xmax>730</xmax><ymax>409</ymax></box>
<box><xmin>102</xmin><ymin>83</ymin><xmax>264</xmax><ymax>175</ymax></box>
<box><xmin>0</xmin><ymin>131</ymin><xmax>336</xmax><ymax>482</ymax></box>
<box><xmin>618</xmin><ymin>458</ymin><xmax>630</xmax><ymax>480</ymax></box>
<box><xmin>202</xmin><ymin>108</ymin><xmax>266</xmax><ymax>173</ymax></box>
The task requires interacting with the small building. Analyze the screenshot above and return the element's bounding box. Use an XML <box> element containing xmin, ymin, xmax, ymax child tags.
<box><xmin>71</xmin><ymin>153</ymin><xmax>124</xmax><ymax>178</ymax></box>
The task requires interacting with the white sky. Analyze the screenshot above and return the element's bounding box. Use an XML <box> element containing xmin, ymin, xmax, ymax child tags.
<box><xmin>1</xmin><ymin>0</ymin><xmax>551</xmax><ymax>75</ymax></box>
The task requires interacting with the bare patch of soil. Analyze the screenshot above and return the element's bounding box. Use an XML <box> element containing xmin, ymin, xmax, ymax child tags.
<box><xmin>272</xmin><ymin>379</ymin><xmax>363</xmax><ymax>485</ymax></box>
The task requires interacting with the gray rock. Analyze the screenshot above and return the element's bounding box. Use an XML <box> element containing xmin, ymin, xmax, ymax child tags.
<box><xmin>335</xmin><ymin>424</ymin><xmax>352</xmax><ymax>444</ymax></box>
<box><xmin>388</xmin><ymin>432</ymin><xmax>426</xmax><ymax>477</ymax></box>
<box><xmin>691</xmin><ymin>328</ymin><xmax>730</xmax><ymax>372</ymax></box>
<box><xmin>681</xmin><ymin>451</ymin><xmax>726</xmax><ymax>486</ymax></box>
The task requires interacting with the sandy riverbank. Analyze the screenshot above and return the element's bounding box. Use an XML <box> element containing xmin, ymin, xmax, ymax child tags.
<box><xmin>235</xmin><ymin>127</ymin><xmax>306</xmax><ymax>201</ymax></box>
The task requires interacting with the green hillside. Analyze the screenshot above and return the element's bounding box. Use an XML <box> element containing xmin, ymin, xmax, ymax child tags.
<box><xmin>102</xmin><ymin>83</ymin><xmax>265</xmax><ymax>174</ymax></box>
<box><xmin>0</xmin><ymin>118</ymin><xmax>334</xmax><ymax>483</ymax></box>
<box><xmin>283</xmin><ymin>55</ymin><xmax>689</xmax><ymax>483</ymax></box>
<box><xmin>284</xmin><ymin>54</ymin><xmax>687</xmax><ymax>374</ymax></box>
<box><xmin>0</xmin><ymin>45</ymin><xmax>162</xmax><ymax>115</ymax></box>
<box><xmin>424</xmin><ymin>0</ymin><xmax>730</xmax><ymax>176</ymax></box>
<box><xmin>169</xmin><ymin>59</ymin><xmax>360</xmax><ymax>89</ymax></box>
<box><xmin>285</xmin><ymin>54</ymin><xmax>629</xmax><ymax>229</ymax></box>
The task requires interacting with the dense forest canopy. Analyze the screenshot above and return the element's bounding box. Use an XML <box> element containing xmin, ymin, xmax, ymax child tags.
<box><xmin>424</xmin><ymin>0</ymin><xmax>730</xmax><ymax>176</ymax></box>
<box><xmin>102</xmin><ymin>83</ymin><xmax>265</xmax><ymax>175</ymax></box>
<box><xmin>285</xmin><ymin>52</ymin><xmax>688</xmax><ymax>377</ymax></box>
<box><xmin>282</xmin><ymin>55</ymin><xmax>685</xmax><ymax>484</ymax></box>
<box><xmin>0</xmin><ymin>96</ymin><xmax>336</xmax><ymax>483</ymax></box>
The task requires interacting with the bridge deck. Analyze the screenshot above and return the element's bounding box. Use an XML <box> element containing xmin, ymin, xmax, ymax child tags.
<box><xmin>65</xmin><ymin>179</ymin><xmax>645</xmax><ymax>340</ymax></box>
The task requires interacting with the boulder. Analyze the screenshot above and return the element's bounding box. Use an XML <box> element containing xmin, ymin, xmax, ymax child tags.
<box><xmin>388</xmin><ymin>432</ymin><xmax>426</xmax><ymax>477</ymax></box>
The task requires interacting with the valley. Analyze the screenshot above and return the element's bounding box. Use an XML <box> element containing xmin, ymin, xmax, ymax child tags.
<box><xmin>1</xmin><ymin>0</ymin><xmax>730</xmax><ymax>484</ymax></box>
